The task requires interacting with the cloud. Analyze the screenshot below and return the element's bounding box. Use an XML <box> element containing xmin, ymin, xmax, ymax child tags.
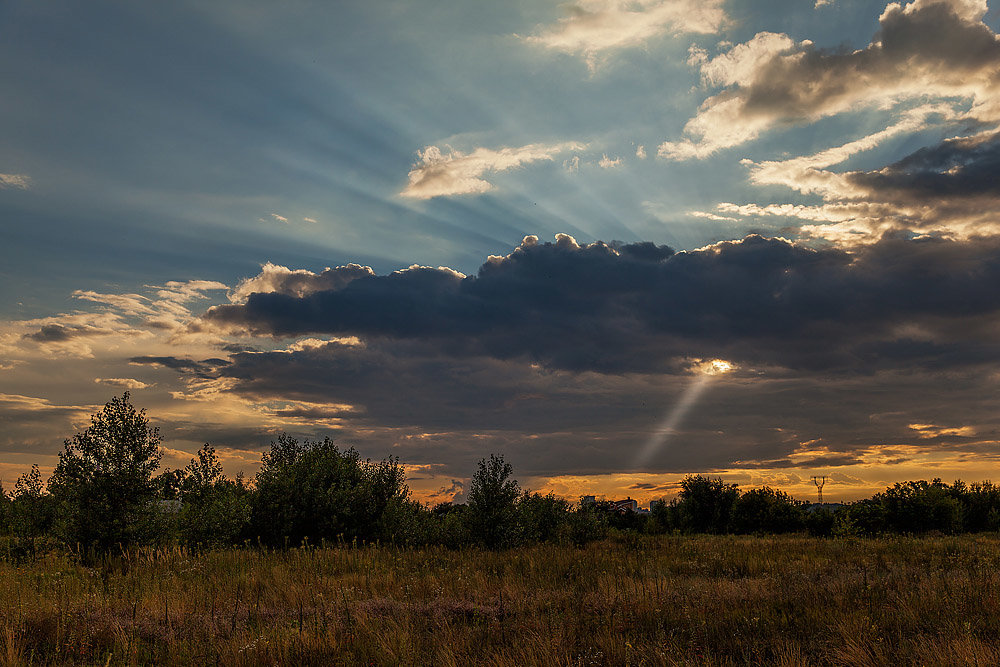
<box><xmin>702</xmin><ymin>113</ymin><xmax>1000</xmax><ymax>243</ymax></box>
<box><xmin>660</xmin><ymin>0</ymin><xmax>1000</xmax><ymax>160</ymax></box>
<box><xmin>635</xmin><ymin>145</ymin><xmax>647</xmax><ymax>159</ymax></box>
<box><xmin>523</xmin><ymin>0</ymin><xmax>727</xmax><ymax>70</ymax></box>
<box><xmin>94</xmin><ymin>378</ymin><xmax>154</xmax><ymax>390</ymax></box>
<box><xmin>270</xmin><ymin>213</ymin><xmax>288</xmax><ymax>223</ymax></box>
<box><xmin>599</xmin><ymin>154</ymin><xmax>623</xmax><ymax>168</ymax></box>
<box><xmin>401</xmin><ymin>142</ymin><xmax>585</xmax><ymax>199</ymax></box>
<box><xmin>0</xmin><ymin>173</ymin><xmax>30</xmax><ymax>189</ymax></box>
<box><xmin>229</xmin><ymin>262</ymin><xmax>375</xmax><ymax>303</ymax></box>
<box><xmin>204</xmin><ymin>233</ymin><xmax>1000</xmax><ymax>376</ymax></box>
<box><xmin>128</xmin><ymin>355</ymin><xmax>230</xmax><ymax>377</ymax></box>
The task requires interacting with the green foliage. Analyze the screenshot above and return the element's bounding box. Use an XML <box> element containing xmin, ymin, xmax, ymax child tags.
<box><xmin>465</xmin><ymin>454</ymin><xmax>521</xmax><ymax>549</ymax></box>
<box><xmin>567</xmin><ymin>503</ymin><xmax>608</xmax><ymax>546</ymax></box>
<box><xmin>170</xmin><ymin>445</ymin><xmax>252</xmax><ymax>548</ymax></box>
<box><xmin>518</xmin><ymin>492</ymin><xmax>571</xmax><ymax>543</ymax></box>
<box><xmin>805</xmin><ymin>507</ymin><xmax>835</xmax><ymax>537</ymax></box>
<box><xmin>8</xmin><ymin>465</ymin><xmax>54</xmax><ymax>539</ymax></box>
<box><xmin>0</xmin><ymin>481</ymin><xmax>8</xmax><ymax>534</ymax></box>
<box><xmin>675</xmin><ymin>475</ymin><xmax>740</xmax><ymax>534</ymax></box>
<box><xmin>250</xmin><ymin>434</ymin><xmax>410</xmax><ymax>546</ymax></box>
<box><xmin>47</xmin><ymin>393</ymin><xmax>163</xmax><ymax>552</ymax></box>
<box><xmin>730</xmin><ymin>486</ymin><xmax>806</xmax><ymax>534</ymax></box>
<box><xmin>963</xmin><ymin>481</ymin><xmax>1000</xmax><ymax>532</ymax></box>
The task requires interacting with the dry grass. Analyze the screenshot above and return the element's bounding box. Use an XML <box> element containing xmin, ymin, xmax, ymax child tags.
<box><xmin>1</xmin><ymin>534</ymin><xmax>999</xmax><ymax>665</ymax></box>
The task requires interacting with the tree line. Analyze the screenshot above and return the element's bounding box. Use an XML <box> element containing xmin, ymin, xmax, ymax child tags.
<box><xmin>2</xmin><ymin>394</ymin><xmax>999</xmax><ymax>556</ymax></box>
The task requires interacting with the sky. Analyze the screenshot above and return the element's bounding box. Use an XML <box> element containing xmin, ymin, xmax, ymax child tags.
<box><xmin>3</xmin><ymin>0</ymin><xmax>1000</xmax><ymax>505</ymax></box>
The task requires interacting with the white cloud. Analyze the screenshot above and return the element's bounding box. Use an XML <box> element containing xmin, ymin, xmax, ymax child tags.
<box><xmin>523</xmin><ymin>0</ymin><xmax>727</xmax><ymax>70</ymax></box>
<box><xmin>599</xmin><ymin>154</ymin><xmax>623</xmax><ymax>168</ymax></box>
<box><xmin>270</xmin><ymin>213</ymin><xmax>288</xmax><ymax>223</ymax></box>
<box><xmin>659</xmin><ymin>0</ymin><xmax>1000</xmax><ymax>160</ymax></box>
<box><xmin>401</xmin><ymin>142</ymin><xmax>585</xmax><ymax>199</ymax></box>
<box><xmin>94</xmin><ymin>378</ymin><xmax>154</xmax><ymax>390</ymax></box>
<box><xmin>635</xmin><ymin>145</ymin><xmax>647</xmax><ymax>159</ymax></box>
<box><xmin>303</xmin><ymin>217</ymin><xmax>318</xmax><ymax>224</ymax></box>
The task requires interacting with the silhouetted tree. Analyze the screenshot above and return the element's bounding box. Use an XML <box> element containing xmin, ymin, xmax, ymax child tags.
<box><xmin>174</xmin><ymin>444</ymin><xmax>251</xmax><ymax>547</ymax></box>
<box><xmin>48</xmin><ymin>393</ymin><xmax>163</xmax><ymax>552</ymax></box>
<box><xmin>518</xmin><ymin>492</ymin><xmax>571</xmax><ymax>543</ymax></box>
<box><xmin>675</xmin><ymin>475</ymin><xmax>739</xmax><ymax>534</ymax></box>
<box><xmin>8</xmin><ymin>464</ymin><xmax>54</xmax><ymax>539</ymax></box>
<box><xmin>250</xmin><ymin>434</ymin><xmax>409</xmax><ymax>546</ymax></box>
<box><xmin>466</xmin><ymin>454</ymin><xmax>520</xmax><ymax>549</ymax></box>
<box><xmin>731</xmin><ymin>486</ymin><xmax>806</xmax><ymax>534</ymax></box>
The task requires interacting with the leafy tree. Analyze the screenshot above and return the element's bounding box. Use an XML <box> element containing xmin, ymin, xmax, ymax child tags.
<box><xmin>518</xmin><ymin>492</ymin><xmax>571</xmax><ymax>543</ymax></box>
<box><xmin>48</xmin><ymin>393</ymin><xmax>163</xmax><ymax>552</ymax></box>
<box><xmin>878</xmin><ymin>480</ymin><xmax>963</xmax><ymax>534</ymax></box>
<box><xmin>174</xmin><ymin>445</ymin><xmax>251</xmax><ymax>547</ymax></box>
<box><xmin>955</xmin><ymin>481</ymin><xmax>1000</xmax><ymax>533</ymax></box>
<box><xmin>731</xmin><ymin>486</ymin><xmax>806</xmax><ymax>534</ymax></box>
<box><xmin>0</xmin><ymin>481</ymin><xmax>8</xmax><ymax>534</ymax></box>
<box><xmin>567</xmin><ymin>502</ymin><xmax>608</xmax><ymax>546</ymax></box>
<box><xmin>805</xmin><ymin>506</ymin><xmax>836</xmax><ymax>537</ymax></box>
<box><xmin>465</xmin><ymin>454</ymin><xmax>520</xmax><ymax>549</ymax></box>
<box><xmin>8</xmin><ymin>464</ymin><xmax>54</xmax><ymax>539</ymax></box>
<box><xmin>675</xmin><ymin>475</ymin><xmax>739</xmax><ymax>534</ymax></box>
<box><xmin>250</xmin><ymin>434</ymin><xmax>409</xmax><ymax>546</ymax></box>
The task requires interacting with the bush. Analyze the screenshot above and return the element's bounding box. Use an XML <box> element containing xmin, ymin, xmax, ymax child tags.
<box><xmin>48</xmin><ymin>393</ymin><xmax>163</xmax><ymax>552</ymax></box>
<box><xmin>171</xmin><ymin>445</ymin><xmax>251</xmax><ymax>548</ymax></box>
<box><xmin>805</xmin><ymin>507</ymin><xmax>836</xmax><ymax>537</ymax></box>
<box><xmin>675</xmin><ymin>475</ymin><xmax>739</xmax><ymax>534</ymax></box>
<box><xmin>250</xmin><ymin>434</ymin><xmax>410</xmax><ymax>546</ymax></box>
<box><xmin>731</xmin><ymin>487</ymin><xmax>806</xmax><ymax>534</ymax></box>
<box><xmin>518</xmin><ymin>492</ymin><xmax>571</xmax><ymax>543</ymax></box>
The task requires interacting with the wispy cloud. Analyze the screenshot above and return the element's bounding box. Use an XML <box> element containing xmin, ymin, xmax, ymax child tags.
<box><xmin>0</xmin><ymin>173</ymin><xmax>30</xmax><ymax>189</ymax></box>
<box><xmin>94</xmin><ymin>378</ymin><xmax>154</xmax><ymax>390</ymax></box>
<box><xmin>401</xmin><ymin>142</ymin><xmax>585</xmax><ymax>199</ymax></box>
<box><xmin>523</xmin><ymin>0</ymin><xmax>727</xmax><ymax>70</ymax></box>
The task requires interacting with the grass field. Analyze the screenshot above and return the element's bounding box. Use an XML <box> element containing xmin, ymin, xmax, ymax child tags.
<box><xmin>2</xmin><ymin>534</ymin><xmax>999</xmax><ymax>665</ymax></box>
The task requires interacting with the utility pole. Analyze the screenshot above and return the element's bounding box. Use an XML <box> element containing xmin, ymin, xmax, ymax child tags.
<box><xmin>811</xmin><ymin>475</ymin><xmax>827</xmax><ymax>504</ymax></box>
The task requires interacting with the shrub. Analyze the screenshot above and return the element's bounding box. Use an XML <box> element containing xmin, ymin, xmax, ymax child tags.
<box><xmin>675</xmin><ymin>475</ymin><xmax>739</xmax><ymax>534</ymax></box>
<box><xmin>518</xmin><ymin>492</ymin><xmax>571</xmax><ymax>543</ymax></box>
<box><xmin>731</xmin><ymin>487</ymin><xmax>806</xmax><ymax>534</ymax></box>
<box><xmin>250</xmin><ymin>434</ymin><xmax>410</xmax><ymax>546</ymax></box>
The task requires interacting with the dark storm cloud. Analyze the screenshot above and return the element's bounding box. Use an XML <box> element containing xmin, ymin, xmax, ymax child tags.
<box><xmin>849</xmin><ymin>131</ymin><xmax>1000</xmax><ymax>200</ymax></box>
<box><xmin>23</xmin><ymin>324</ymin><xmax>99</xmax><ymax>343</ymax></box>
<box><xmin>205</xmin><ymin>234</ymin><xmax>1000</xmax><ymax>374</ymax></box>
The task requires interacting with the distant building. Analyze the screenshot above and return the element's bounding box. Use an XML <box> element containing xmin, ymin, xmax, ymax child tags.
<box><xmin>612</xmin><ymin>497</ymin><xmax>638</xmax><ymax>513</ymax></box>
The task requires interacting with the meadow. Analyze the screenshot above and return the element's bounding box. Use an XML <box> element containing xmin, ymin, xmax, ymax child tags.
<box><xmin>2</xmin><ymin>534</ymin><xmax>999</xmax><ymax>666</ymax></box>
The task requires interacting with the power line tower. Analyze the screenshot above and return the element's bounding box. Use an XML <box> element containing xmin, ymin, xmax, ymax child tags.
<box><xmin>811</xmin><ymin>475</ymin><xmax>827</xmax><ymax>504</ymax></box>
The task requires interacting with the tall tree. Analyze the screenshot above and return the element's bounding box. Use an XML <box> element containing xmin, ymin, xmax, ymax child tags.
<box><xmin>48</xmin><ymin>393</ymin><xmax>163</xmax><ymax>552</ymax></box>
<box><xmin>466</xmin><ymin>454</ymin><xmax>520</xmax><ymax>549</ymax></box>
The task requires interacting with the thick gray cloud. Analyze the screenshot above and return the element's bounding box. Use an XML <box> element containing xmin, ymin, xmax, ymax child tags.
<box><xmin>849</xmin><ymin>130</ymin><xmax>1000</xmax><ymax>199</ymax></box>
<box><xmin>205</xmin><ymin>234</ymin><xmax>1000</xmax><ymax>375</ymax></box>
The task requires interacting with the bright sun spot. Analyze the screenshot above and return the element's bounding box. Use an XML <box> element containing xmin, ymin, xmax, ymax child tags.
<box><xmin>692</xmin><ymin>358</ymin><xmax>735</xmax><ymax>376</ymax></box>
